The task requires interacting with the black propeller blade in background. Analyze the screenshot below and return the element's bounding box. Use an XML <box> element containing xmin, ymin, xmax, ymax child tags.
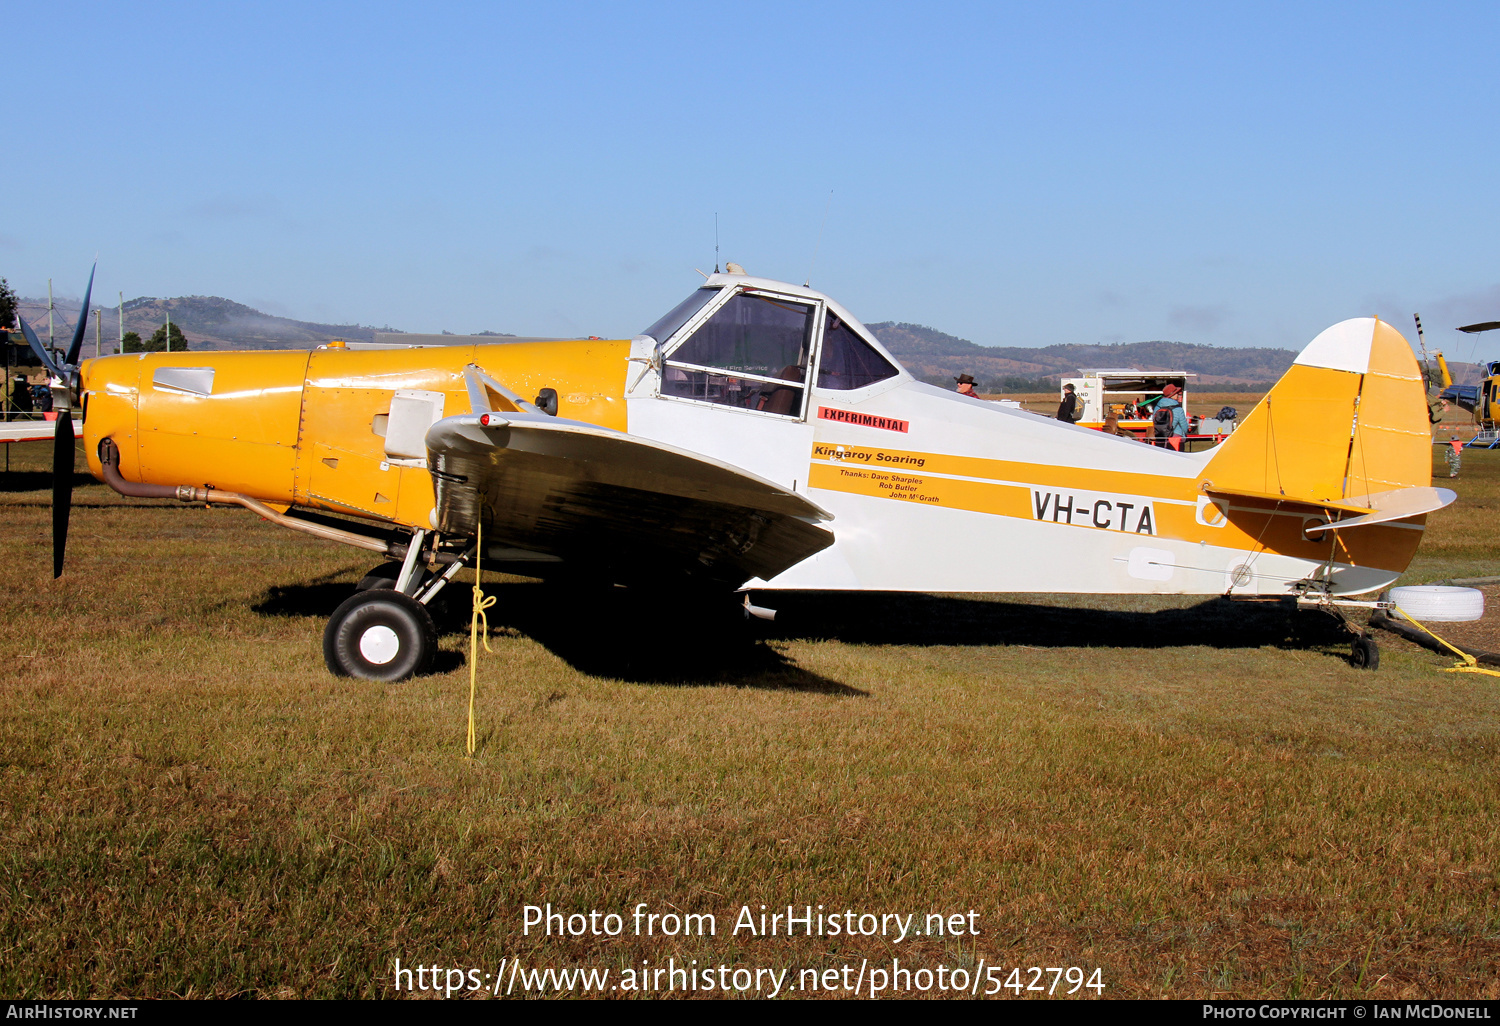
<box><xmin>52</xmin><ymin>409</ymin><xmax>74</xmax><ymax>579</ymax></box>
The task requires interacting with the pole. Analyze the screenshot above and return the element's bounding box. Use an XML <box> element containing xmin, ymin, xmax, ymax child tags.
<box><xmin>47</xmin><ymin>279</ymin><xmax>54</xmax><ymax>348</ymax></box>
<box><xmin>118</xmin><ymin>292</ymin><xmax>124</xmax><ymax>353</ymax></box>
<box><xmin>165</xmin><ymin>309</ymin><xmax>171</xmax><ymax>353</ymax></box>
<box><xmin>95</xmin><ymin>307</ymin><xmax>101</xmax><ymax>359</ymax></box>
<box><xmin>1414</xmin><ymin>314</ymin><xmax>1432</xmax><ymax>393</ymax></box>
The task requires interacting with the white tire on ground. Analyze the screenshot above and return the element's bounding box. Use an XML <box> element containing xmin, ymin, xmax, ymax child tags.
<box><xmin>1391</xmin><ymin>586</ymin><xmax>1485</xmax><ymax>623</ymax></box>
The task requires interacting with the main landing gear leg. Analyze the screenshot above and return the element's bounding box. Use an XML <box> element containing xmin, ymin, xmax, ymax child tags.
<box><xmin>324</xmin><ymin>536</ymin><xmax>478</xmax><ymax>682</ymax></box>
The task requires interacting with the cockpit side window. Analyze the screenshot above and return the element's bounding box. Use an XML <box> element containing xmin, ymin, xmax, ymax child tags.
<box><xmin>817</xmin><ymin>314</ymin><xmax>899</xmax><ymax>390</ymax></box>
<box><xmin>641</xmin><ymin>287</ymin><xmax>721</xmax><ymax>344</ymax></box>
<box><xmin>662</xmin><ymin>292</ymin><xmax>815</xmax><ymax>417</ymax></box>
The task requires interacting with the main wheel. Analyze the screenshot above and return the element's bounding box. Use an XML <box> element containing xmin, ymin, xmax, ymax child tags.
<box><xmin>323</xmin><ymin>591</ymin><xmax>437</xmax><ymax>681</ymax></box>
<box><xmin>1350</xmin><ymin>635</ymin><xmax>1380</xmax><ymax>671</ymax></box>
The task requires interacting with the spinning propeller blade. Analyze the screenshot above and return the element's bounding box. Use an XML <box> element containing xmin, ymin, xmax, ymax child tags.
<box><xmin>64</xmin><ymin>263</ymin><xmax>96</xmax><ymax>366</ymax></box>
<box><xmin>22</xmin><ymin>265</ymin><xmax>98</xmax><ymax>578</ymax></box>
<box><xmin>17</xmin><ymin>316</ymin><xmax>61</xmax><ymax>378</ymax></box>
<box><xmin>52</xmin><ymin>410</ymin><xmax>74</xmax><ymax>579</ymax></box>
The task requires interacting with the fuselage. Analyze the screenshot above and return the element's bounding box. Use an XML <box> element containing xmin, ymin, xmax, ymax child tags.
<box><xmin>82</xmin><ymin>339</ymin><xmax>630</xmax><ymax>533</ymax></box>
<box><xmin>78</xmin><ymin>274</ymin><xmax>1433</xmax><ymax>597</ymax></box>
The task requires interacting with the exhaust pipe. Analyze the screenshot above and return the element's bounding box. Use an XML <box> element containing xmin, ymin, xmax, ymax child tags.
<box><xmin>97</xmin><ymin>437</ymin><xmax>394</xmax><ymax>555</ymax></box>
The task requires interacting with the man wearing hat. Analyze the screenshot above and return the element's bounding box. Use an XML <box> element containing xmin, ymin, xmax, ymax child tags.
<box><xmin>1055</xmin><ymin>382</ymin><xmax>1079</xmax><ymax>422</ymax></box>
<box><xmin>955</xmin><ymin>373</ymin><xmax>979</xmax><ymax>398</ymax></box>
<box><xmin>1154</xmin><ymin>383</ymin><xmax>1188</xmax><ymax>450</ymax></box>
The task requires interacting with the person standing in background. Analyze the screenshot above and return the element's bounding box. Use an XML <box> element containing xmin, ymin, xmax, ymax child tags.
<box><xmin>11</xmin><ymin>374</ymin><xmax>33</xmax><ymax>414</ymax></box>
<box><xmin>955</xmin><ymin>373</ymin><xmax>979</xmax><ymax>398</ymax></box>
<box><xmin>1155</xmin><ymin>384</ymin><xmax>1188</xmax><ymax>450</ymax></box>
<box><xmin>1056</xmin><ymin>383</ymin><xmax>1079</xmax><ymax>422</ymax></box>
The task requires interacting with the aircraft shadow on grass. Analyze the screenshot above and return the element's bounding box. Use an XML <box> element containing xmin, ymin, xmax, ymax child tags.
<box><xmin>760</xmin><ymin>591</ymin><xmax>1348</xmax><ymax>653</ymax></box>
<box><xmin>0</xmin><ymin>470</ymin><xmax>97</xmax><ymax>493</ymax></box>
<box><xmin>250</xmin><ymin>579</ymin><xmax>1349</xmax><ymax>685</ymax></box>
<box><xmin>251</xmin><ymin>576</ymin><xmax>864</xmax><ymax>694</ymax></box>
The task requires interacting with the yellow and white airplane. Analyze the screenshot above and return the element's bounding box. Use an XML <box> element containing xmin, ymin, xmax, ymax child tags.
<box><xmin>28</xmin><ymin>267</ymin><xmax>1453</xmax><ymax>679</ymax></box>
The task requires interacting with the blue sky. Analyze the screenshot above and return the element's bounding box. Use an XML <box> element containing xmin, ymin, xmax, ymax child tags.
<box><xmin>6</xmin><ymin>1</ymin><xmax>1500</xmax><ymax>355</ymax></box>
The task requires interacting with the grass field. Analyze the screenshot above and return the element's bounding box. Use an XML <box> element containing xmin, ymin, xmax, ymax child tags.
<box><xmin>2</xmin><ymin>438</ymin><xmax>1498</xmax><ymax>1000</ymax></box>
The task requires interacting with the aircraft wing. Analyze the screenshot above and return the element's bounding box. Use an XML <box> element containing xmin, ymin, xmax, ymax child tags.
<box><xmin>0</xmin><ymin>419</ymin><xmax>82</xmax><ymax>444</ymax></box>
<box><xmin>425</xmin><ymin>411</ymin><xmax>835</xmax><ymax>588</ymax></box>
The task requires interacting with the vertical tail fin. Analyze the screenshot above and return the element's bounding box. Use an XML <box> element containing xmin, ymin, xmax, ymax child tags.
<box><xmin>1203</xmin><ymin>318</ymin><xmax>1430</xmax><ymax>504</ymax></box>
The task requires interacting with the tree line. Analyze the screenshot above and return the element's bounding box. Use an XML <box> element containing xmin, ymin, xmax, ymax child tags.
<box><xmin>120</xmin><ymin>322</ymin><xmax>188</xmax><ymax>353</ymax></box>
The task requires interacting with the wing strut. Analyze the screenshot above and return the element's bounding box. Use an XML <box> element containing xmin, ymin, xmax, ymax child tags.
<box><xmin>463</xmin><ymin>364</ymin><xmax>544</xmax><ymax>417</ymax></box>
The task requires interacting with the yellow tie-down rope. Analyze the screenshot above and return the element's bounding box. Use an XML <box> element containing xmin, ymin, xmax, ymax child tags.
<box><xmin>1393</xmin><ymin>605</ymin><xmax>1500</xmax><ymax>679</ymax></box>
<box><xmin>468</xmin><ymin>518</ymin><xmax>496</xmax><ymax>754</ymax></box>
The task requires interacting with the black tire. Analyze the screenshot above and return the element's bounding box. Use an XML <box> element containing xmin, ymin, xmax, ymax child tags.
<box><xmin>357</xmin><ymin>560</ymin><xmax>442</xmax><ymax>599</ymax></box>
<box><xmin>356</xmin><ymin>561</ymin><xmax>403</xmax><ymax>591</ymax></box>
<box><xmin>1350</xmin><ymin>636</ymin><xmax>1380</xmax><ymax>671</ymax></box>
<box><xmin>323</xmin><ymin>591</ymin><xmax>437</xmax><ymax>681</ymax></box>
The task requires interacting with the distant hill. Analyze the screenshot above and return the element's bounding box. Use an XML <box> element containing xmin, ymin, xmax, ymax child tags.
<box><xmin>17</xmin><ymin>294</ymin><xmax>389</xmax><ymax>351</ymax></box>
<box><xmin>869</xmin><ymin>322</ymin><xmax>1299</xmax><ymax>390</ymax></box>
<box><xmin>119</xmin><ymin>296</ymin><xmax>381</xmax><ymax>348</ymax></box>
<box><xmin>866</xmin><ymin>323</ymin><xmax>1059</xmax><ymax>379</ymax></box>
<box><xmin>8</xmin><ymin>293</ymin><xmax>1484</xmax><ymax>390</ymax></box>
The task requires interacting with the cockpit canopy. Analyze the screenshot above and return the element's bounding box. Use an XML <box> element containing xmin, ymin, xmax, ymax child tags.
<box><xmin>641</xmin><ymin>279</ymin><xmax>901</xmax><ymax>419</ymax></box>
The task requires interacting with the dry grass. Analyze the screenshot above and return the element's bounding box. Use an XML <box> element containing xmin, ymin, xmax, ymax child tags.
<box><xmin>1</xmin><ymin>441</ymin><xmax>1498</xmax><ymax>999</ymax></box>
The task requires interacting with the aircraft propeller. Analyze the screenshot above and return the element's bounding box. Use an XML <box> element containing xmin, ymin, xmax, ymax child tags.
<box><xmin>17</xmin><ymin>264</ymin><xmax>96</xmax><ymax>578</ymax></box>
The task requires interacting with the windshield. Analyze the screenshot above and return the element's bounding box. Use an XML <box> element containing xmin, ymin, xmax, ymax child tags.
<box><xmin>660</xmin><ymin>292</ymin><xmax>815</xmax><ymax>418</ymax></box>
<box><xmin>641</xmin><ymin>287</ymin><xmax>721</xmax><ymax>344</ymax></box>
<box><xmin>817</xmin><ymin>314</ymin><xmax>898</xmax><ymax>390</ymax></box>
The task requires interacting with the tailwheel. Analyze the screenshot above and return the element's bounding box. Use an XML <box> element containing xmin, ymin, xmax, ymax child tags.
<box><xmin>1350</xmin><ymin>635</ymin><xmax>1380</xmax><ymax>671</ymax></box>
<box><xmin>323</xmin><ymin>590</ymin><xmax>437</xmax><ymax>682</ymax></box>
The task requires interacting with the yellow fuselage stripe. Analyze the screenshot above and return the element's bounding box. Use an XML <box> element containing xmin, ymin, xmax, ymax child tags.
<box><xmin>805</xmin><ymin>444</ymin><xmax>1422</xmax><ymax>570</ymax></box>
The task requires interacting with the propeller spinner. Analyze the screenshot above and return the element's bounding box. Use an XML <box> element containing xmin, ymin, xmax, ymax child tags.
<box><xmin>17</xmin><ymin>264</ymin><xmax>95</xmax><ymax>578</ymax></box>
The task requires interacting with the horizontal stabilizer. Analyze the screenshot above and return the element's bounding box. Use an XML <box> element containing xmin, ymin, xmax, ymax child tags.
<box><xmin>1202</xmin><ymin>485</ymin><xmax>1374</xmax><ymax>516</ymax></box>
<box><xmin>1303</xmin><ymin>487</ymin><xmax>1457</xmax><ymax>535</ymax></box>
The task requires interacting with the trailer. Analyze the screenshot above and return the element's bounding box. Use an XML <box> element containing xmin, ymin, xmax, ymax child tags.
<box><xmin>1059</xmin><ymin>369</ymin><xmax>1232</xmax><ymax>437</ymax></box>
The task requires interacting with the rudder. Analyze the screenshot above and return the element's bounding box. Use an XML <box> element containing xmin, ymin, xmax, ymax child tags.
<box><xmin>1203</xmin><ymin>318</ymin><xmax>1430</xmax><ymax>505</ymax></box>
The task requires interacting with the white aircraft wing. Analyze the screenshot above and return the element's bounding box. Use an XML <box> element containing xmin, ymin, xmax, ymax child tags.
<box><xmin>0</xmin><ymin>419</ymin><xmax>82</xmax><ymax>444</ymax></box>
<box><xmin>425</xmin><ymin>411</ymin><xmax>834</xmax><ymax>588</ymax></box>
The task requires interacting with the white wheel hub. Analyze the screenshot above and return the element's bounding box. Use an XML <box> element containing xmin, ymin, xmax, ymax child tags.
<box><xmin>358</xmin><ymin>624</ymin><xmax>401</xmax><ymax>664</ymax></box>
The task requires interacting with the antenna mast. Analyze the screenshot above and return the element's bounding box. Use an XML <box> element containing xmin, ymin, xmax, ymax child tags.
<box><xmin>806</xmin><ymin>189</ymin><xmax>833</xmax><ymax>288</ymax></box>
<box><xmin>714</xmin><ymin>213</ymin><xmax>720</xmax><ymax>274</ymax></box>
<box><xmin>1414</xmin><ymin>313</ymin><xmax>1432</xmax><ymax>392</ymax></box>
